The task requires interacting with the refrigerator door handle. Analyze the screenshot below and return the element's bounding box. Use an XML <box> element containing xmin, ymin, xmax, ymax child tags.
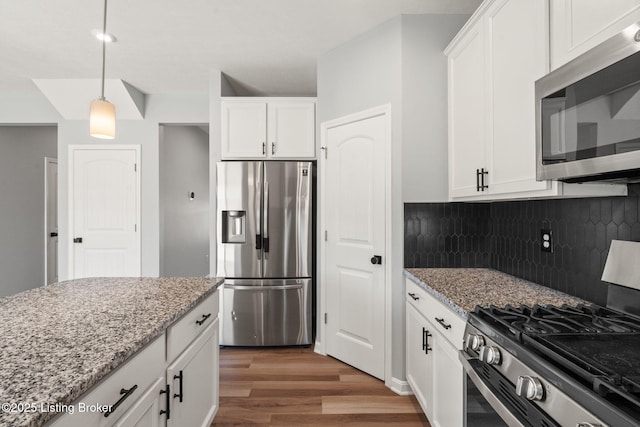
<box><xmin>264</xmin><ymin>181</ymin><xmax>270</xmax><ymax>253</ymax></box>
<box><xmin>256</xmin><ymin>175</ymin><xmax>262</xmax><ymax>251</ymax></box>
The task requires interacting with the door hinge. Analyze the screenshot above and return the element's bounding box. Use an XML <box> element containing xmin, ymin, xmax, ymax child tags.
<box><xmin>324</xmin><ymin>230</ymin><xmax>328</xmax><ymax>241</ymax></box>
<box><xmin>324</xmin><ymin>313</ymin><xmax>328</xmax><ymax>324</ymax></box>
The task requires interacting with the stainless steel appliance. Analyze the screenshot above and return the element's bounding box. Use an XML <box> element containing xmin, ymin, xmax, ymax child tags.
<box><xmin>217</xmin><ymin>161</ymin><xmax>312</xmax><ymax>346</ymax></box>
<box><xmin>460</xmin><ymin>240</ymin><xmax>640</xmax><ymax>426</ymax></box>
<box><xmin>536</xmin><ymin>20</ymin><xmax>640</xmax><ymax>182</ymax></box>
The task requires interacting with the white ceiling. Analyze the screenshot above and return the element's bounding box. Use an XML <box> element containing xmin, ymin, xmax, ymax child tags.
<box><xmin>0</xmin><ymin>0</ymin><xmax>481</xmax><ymax>98</ymax></box>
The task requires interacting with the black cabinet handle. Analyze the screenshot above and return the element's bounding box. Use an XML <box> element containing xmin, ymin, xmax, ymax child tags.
<box><xmin>160</xmin><ymin>384</ymin><xmax>171</xmax><ymax>419</ymax></box>
<box><xmin>476</xmin><ymin>169</ymin><xmax>481</xmax><ymax>192</ymax></box>
<box><xmin>262</xmin><ymin>142</ymin><xmax>266</xmax><ymax>155</ymax></box>
<box><xmin>408</xmin><ymin>293</ymin><xmax>419</xmax><ymax>301</ymax></box>
<box><xmin>435</xmin><ymin>317</ymin><xmax>452</xmax><ymax>330</ymax></box>
<box><xmin>196</xmin><ymin>313</ymin><xmax>212</xmax><ymax>326</ymax></box>
<box><xmin>271</xmin><ymin>142</ymin><xmax>276</xmax><ymax>155</ymax></box>
<box><xmin>173</xmin><ymin>370</ymin><xmax>184</xmax><ymax>402</ymax></box>
<box><xmin>422</xmin><ymin>327</ymin><xmax>432</xmax><ymax>354</ymax></box>
<box><xmin>104</xmin><ymin>385</ymin><xmax>138</xmax><ymax>417</ymax></box>
<box><xmin>370</xmin><ymin>255</ymin><xmax>382</xmax><ymax>265</ymax></box>
<box><xmin>50</xmin><ymin>232</ymin><xmax>58</xmax><ymax>237</ymax></box>
<box><xmin>73</xmin><ymin>237</ymin><xmax>83</xmax><ymax>243</ymax></box>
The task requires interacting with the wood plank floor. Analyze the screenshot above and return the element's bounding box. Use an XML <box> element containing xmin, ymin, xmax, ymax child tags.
<box><xmin>212</xmin><ymin>346</ymin><xmax>430</xmax><ymax>426</ymax></box>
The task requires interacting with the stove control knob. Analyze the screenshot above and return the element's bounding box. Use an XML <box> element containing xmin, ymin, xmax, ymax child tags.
<box><xmin>478</xmin><ymin>346</ymin><xmax>501</xmax><ymax>365</ymax></box>
<box><xmin>516</xmin><ymin>375</ymin><xmax>545</xmax><ymax>401</ymax></box>
<box><xmin>465</xmin><ymin>334</ymin><xmax>485</xmax><ymax>351</ymax></box>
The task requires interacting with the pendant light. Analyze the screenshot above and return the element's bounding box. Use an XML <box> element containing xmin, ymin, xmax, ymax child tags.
<box><xmin>89</xmin><ymin>0</ymin><xmax>115</xmax><ymax>139</ymax></box>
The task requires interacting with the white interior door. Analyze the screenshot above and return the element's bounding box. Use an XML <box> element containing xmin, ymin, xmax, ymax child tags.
<box><xmin>324</xmin><ymin>109</ymin><xmax>387</xmax><ymax>380</ymax></box>
<box><xmin>69</xmin><ymin>145</ymin><xmax>140</xmax><ymax>279</ymax></box>
<box><xmin>45</xmin><ymin>157</ymin><xmax>58</xmax><ymax>285</ymax></box>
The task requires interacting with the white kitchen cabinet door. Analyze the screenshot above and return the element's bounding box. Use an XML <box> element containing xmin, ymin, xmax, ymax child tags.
<box><xmin>267</xmin><ymin>101</ymin><xmax>315</xmax><ymax>158</ymax></box>
<box><xmin>550</xmin><ymin>0</ymin><xmax>640</xmax><ymax>70</ymax></box>
<box><xmin>114</xmin><ymin>378</ymin><xmax>164</xmax><ymax>427</ymax></box>
<box><xmin>431</xmin><ymin>328</ymin><xmax>464</xmax><ymax>427</ymax></box>
<box><xmin>221</xmin><ymin>101</ymin><xmax>267</xmax><ymax>159</ymax></box>
<box><xmin>167</xmin><ymin>320</ymin><xmax>219</xmax><ymax>427</ymax></box>
<box><xmin>485</xmin><ymin>0</ymin><xmax>550</xmax><ymax>195</ymax></box>
<box><xmin>447</xmin><ymin>23</ymin><xmax>487</xmax><ymax>198</ymax></box>
<box><xmin>405</xmin><ymin>302</ymin><xmax>433</xmax><ymax>419</ymax></box>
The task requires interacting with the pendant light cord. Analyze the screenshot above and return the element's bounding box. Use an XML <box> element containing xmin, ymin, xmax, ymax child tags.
<box><xmin>100</xmin><ymin>0</ymin><xmax>108</xmax><ymax>100</ymax></box>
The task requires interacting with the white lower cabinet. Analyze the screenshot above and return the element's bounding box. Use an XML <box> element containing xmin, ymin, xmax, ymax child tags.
<box><xmin>167</xmin><ymin>320</ymin><xmax>219</xmax><ymax>427</ymax></box>
<box><xmin>405</xmin><ymin>278</ymin><xmax>464</xmax><ymax>427</ymax></box>
<box><xmin>46</xmin><ymin>290</ymin><xmax>220</xmax><ymax>427</ymax></box>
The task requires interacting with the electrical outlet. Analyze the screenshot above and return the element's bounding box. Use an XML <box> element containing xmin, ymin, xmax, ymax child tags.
<box><xmin>541</xmin><ymin>229</ymin><xmax>552</xmax><ymax>253</ymax></box>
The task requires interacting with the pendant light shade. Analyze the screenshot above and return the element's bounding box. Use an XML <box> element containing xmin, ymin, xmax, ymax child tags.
<box><xmin>90</xmin><ymin>0</ymin><xmax>115</xmax><ymax>139</ymax></box>
<box><xmin>89</xmin><ymin>98</ymin><xmax>115</xmax><ymax>139</ymax></box>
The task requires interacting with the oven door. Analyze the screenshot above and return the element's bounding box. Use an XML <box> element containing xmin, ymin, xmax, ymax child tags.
<box><xmin>460</xmin><ymin>351</ymin><xmax>519</xmax><ymax>427</ymax></box>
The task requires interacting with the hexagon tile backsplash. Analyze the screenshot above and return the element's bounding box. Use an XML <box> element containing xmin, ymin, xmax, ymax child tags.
<box><xmin>404</xmin><ymin>184</ymin><xmax>640</xmax><ymax>306</ymax></box>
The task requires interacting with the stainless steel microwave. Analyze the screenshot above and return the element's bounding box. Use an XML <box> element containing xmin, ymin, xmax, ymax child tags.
<box><xmin>536</xmin><ymin>22</ymin><xmax>640</xmax><ymax>182</ymax></box>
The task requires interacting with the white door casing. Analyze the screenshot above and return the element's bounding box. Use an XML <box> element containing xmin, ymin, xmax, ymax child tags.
<box><xmin>45</xmin><ymin>157</ymin><xmax>58</xmax><ymax>285</ymax></box>
<box><xmin>68</xmin><ymin>145</ymin><xmax>140</xmax><ymax>279</ymax></box>
<box><xmin>321</xmin><ymin>106</ymin><xmax>390</xmax><ymax>381</ymax></box>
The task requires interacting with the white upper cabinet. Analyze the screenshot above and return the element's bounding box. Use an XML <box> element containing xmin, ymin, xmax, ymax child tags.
<box><xmin>221</xmin><ymin>98</ymin><xmax>316</xmax><ymax>159</ymax></box>
<box><xmin>550</xmin><ymin>0</ymin><xmax>640</xmax><ymax>70</ymax></box>
<box><xmin>446</xmin><ymin>0</ymin><xmax>627</xmax><ymax>201</ymax></box>
<box><xmin>448</xmin><ymin>24</ymin><xmax>486</xmax><ymax>198</ymax></box>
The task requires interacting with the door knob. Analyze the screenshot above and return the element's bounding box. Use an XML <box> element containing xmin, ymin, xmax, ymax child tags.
<box><xmin>370</xmin><ymin>255</ymin><xmax>382</xmax><ymax>265</ymax></box>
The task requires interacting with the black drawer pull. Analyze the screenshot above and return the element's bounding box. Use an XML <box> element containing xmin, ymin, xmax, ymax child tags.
<box><xmin>173</xmin><ymin>370</ymin><xmax>184</xmax><ymax>402</ymax></box>
<box><xmin>196</xmin><ymin>313</ymin><xmax>212</xmax><ymax>326</ymax></box>
<box><xmin>408</xmin><ymin>293</ymin><xmax>419</xmax><ymax>301</ymax></box>
<box><xmin>104</xmin><ymin>384</ymin><xmax>138</xmax><ymax>417</ymax></box>
<box><xmin>160</xmin><ymin>384</ymin><xmax>171</xmax><ymax>419</ymax></box>
<box><xmin>435</xmin><ymin>317</ymin><xmax>452</xmax><ymax>330</ymax></box>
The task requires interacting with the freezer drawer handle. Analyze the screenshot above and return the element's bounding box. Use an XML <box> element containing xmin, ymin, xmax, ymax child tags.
<box><xmin>195</xmin><ymin>313</ymin><xmax>212</xmax><ymax>326</ymax></box>
<box><xmin>104</xmin><ymin>384</ymin><xmax>138</xmax><ymax>417</ymax></box>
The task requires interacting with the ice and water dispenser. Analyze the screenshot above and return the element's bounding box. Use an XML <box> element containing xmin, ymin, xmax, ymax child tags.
<box><xmin>221</xmin><ymin>210</ymin><xmax>246</xmax><ymax>243</ymax></box>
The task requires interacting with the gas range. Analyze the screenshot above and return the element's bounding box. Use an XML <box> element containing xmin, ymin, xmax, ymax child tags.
<box><xmin>461</xmin><ymin>303</ymin><xmax>640</xmax><ymax>427</ymax></box>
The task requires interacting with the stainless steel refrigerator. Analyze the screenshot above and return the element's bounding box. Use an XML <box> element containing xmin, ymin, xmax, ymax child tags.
<box><xmin>217</xmin><ymin>161</ymin><xmax>312</xmax><ymax>346</ymax></box>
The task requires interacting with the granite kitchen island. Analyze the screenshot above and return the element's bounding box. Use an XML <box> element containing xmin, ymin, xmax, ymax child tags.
<box><xmin>0</xmin><ymin>277</ymin><xmax>222</xmax><ymax>427</ymax></box>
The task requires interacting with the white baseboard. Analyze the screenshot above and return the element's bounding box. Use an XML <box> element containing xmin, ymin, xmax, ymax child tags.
<box><xmin>387</xmin><ymin>376</ymin><xmax>413</xmax><ymax>395</ymax></box>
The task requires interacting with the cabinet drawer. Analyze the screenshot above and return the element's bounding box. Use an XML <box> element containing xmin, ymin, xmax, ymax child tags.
<box><xmin>405</xmin><ymin>278</ymin><xmax>465</xmax><ymax>349</ymax></box>
<box><xmin>167</xmin><ymin>291</ymin><xmax>219</xmax><ymax>362</ymax></box>
<box><xmin>48</xmin><ymin>335</ymin><xmax>164</xmax><ymax>427</ymax></box>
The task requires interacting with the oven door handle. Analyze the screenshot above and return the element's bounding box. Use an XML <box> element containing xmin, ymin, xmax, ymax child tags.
<box><xmin>459</xmin><ymin>350</ymin><xmax>525</xmax><ymax>427</ymax></box>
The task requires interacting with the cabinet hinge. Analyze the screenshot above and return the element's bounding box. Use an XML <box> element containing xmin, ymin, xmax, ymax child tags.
<box><xmin>324</xmin><ymin>313</ymin><xmax>328</xmax><ymax>324</ymax></box>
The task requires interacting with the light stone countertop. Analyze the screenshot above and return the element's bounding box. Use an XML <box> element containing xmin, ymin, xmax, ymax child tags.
<box><xmin>0</xmin><ymin>276</ymin><xmax>222</xmax><ymax>427</ymax></box>
<box><xmin>404</xmin><ymin>268</ymin><xmax>585</xmax><ymax>319</ymax></box>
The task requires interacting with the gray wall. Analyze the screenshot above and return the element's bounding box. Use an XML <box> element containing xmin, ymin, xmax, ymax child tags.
<box><xmin>0</xmin><ymin>126</ymin><xmax>57</xmax><ymax>297</ymax></box>
<box><xmin>0</xmin><ymin>91</ymin><xmax>209</xmax><ymax>281</ymax></box>
<box><xmin>160</xmin><ymin>125</ymin><xmax>210</xmax><ymax>277</ymax></box>
<box><xmin>317</xmin><ymin>14</ymin><xmax>468</xmax><ymax>385</ymax></box>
